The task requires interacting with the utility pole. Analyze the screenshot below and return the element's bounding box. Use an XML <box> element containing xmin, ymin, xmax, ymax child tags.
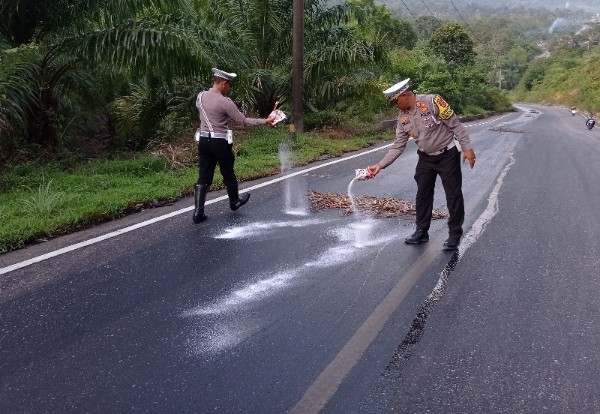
<box><xmin>498</xmin><ymin>67</ymin><xmax>502</xmax><ymax>90</ymax></box>
<box><xmin>292</xmin><ymin>0</ymin><xmax>304</xmax><ymax>134</ymax></box>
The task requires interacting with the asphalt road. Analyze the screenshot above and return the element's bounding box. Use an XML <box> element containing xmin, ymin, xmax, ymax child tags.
<box><xmin>360</xmin><ymin>106</ymin><xmax>600</xmax><ymax>414</ymax></box>
<box><xmin>1</xmin><ymin>105</ymin><xmax>599</xmax><ymax>413</ymax></box>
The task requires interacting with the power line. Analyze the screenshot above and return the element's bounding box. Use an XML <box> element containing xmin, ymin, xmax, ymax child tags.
<box><xmin>448</xmin><ymin>0</ymin><xmax>474</xmax><ymax>35</ymax></box>
<box><xmin>380</xmin><ymin>0</ymin><xmax>424</xmax><ymax>34</ymax></box>
<box><xmin>398</xmin><ymin>0</ymin><xmax>421</xmax><ymax>27</ymax></box>
<box><xmin>419</xmin><ymin>0</ymin><xmax>441</xmax><ymax>24</ymax></box>
<box><xmin>385</xmin><ymin>2</ymin><xmax>408</xmax><ymax>22</ymax></box>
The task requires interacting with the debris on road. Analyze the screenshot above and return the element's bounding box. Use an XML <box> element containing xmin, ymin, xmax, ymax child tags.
<box><xmin>308</xmin><ymin>190</ymin><xmax>449</xmax><ymax>219</ymax></box>
<box><xmin>489</xmin><ymin>126</ymin><xmax>527</xmax><ymax>133</ymax></box>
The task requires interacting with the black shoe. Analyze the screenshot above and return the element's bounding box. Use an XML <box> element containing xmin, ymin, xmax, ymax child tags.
<box><xmin>405</xmin><ymin>229</ymin><xmax>429</xmax><ymax>244</ymax></box>
<box><xmin>230</xmin><ymin>193</ymin><xmax>250</xmax><ymax>211</ymax></box>
<box><xmin>443</xmin><ymin>236</ymin><xmax>461</xmax><ymax>250</ymax></box>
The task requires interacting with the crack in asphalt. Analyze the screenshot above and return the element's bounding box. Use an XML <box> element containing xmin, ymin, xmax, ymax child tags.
<box><xmin>387</xmin><ymin>249</ymin><xmax>461</xmax><ymax>369</ymax></box>
<box><xmin>385</xmin><ymin>153</ymin><xmax>517</xmax><ymax>375</ymax></box>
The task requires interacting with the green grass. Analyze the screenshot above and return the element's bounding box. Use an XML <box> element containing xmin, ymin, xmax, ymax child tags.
<box><xmin>0</xmin><ymin>125</ymin><xmax>393</xmax><ymax>253</ymax></box>
<box><xmin>21</xmin><ymin>180</ymin><xmax>67</xmax><ymax>214</ymax></box>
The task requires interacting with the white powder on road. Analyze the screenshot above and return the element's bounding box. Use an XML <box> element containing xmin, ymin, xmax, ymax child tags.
<box><xmin>183</xmin><ymin>269</ymin><xmax>300</xmax><ymax>316</ymax></box>
<box><xmin>183</xmin><ymin>218</ymin><xmax>405</xmax><ymax>355</ymax></box>
<box><xmin>214</xmin><ymin>218</ymin><xmax>327</xmax><ymax>239</ymax></box>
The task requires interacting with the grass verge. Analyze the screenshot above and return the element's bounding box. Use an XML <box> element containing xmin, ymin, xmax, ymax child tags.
<box><xmin>0</xmin><ymin>125</ymin><xmax>392</xmax><ymax>254</ymax></box>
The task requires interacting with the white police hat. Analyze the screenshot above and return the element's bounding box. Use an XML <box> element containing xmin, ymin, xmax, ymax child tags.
<box><xmin>212</xmin><ymin>68</ymin><xmax>237</xmax><ymax>82</ymax></box>
<box><xmin>383</xmin><ymin>78</ymin><xmax>411</xmax><ymax>101</ymax></box>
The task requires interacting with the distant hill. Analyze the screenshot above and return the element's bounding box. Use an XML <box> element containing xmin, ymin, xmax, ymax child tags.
<box><xmin>373</xmin><ymin>0</ymin><xmax>600</xmax><ymax>18</ymax></box>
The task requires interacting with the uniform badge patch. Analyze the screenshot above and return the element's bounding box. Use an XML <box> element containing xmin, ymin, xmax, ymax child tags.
<box><xmin>422</xmin><ymin>116</ymin><xmax>434</xmax><ymax>128</ymax></box>
<box><xmin>401</xmin><ymin>115</ymin><xmax>410</xmax><ymax>125</ymax></box>
<box><xmin>433</xmin><ymin>95</ymin><xmax>454</xmax><ymax>120</ymax></box>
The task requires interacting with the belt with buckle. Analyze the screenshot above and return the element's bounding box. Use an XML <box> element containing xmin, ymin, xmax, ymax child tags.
<box><xmin>199</xmin><ymin>131</ymin><xmax>228</xmax><ymax>139</ymax></box>
<box><xmin>423</xmin><ymin>140</ymin><xmax>456</xmax><ymax>156</ymax></box>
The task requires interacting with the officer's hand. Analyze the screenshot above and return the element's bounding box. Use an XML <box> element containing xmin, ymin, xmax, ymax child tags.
<box><xmin>463</xmin><ymin>149</ymin><xmax>476</xmax><ymax>169</ymax></box>
<box><xmin>265</xmin><ymin>115</ymin><xmax>275</xmax><ymax>127</ymax></box>
<box><xmin>367</xmin><ymin>164</ymin><xmax>381</xmax><ymax>177</ymax></box>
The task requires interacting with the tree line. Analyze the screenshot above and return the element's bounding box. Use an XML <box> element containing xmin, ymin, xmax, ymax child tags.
<box><xmin>3</xmin><ymin>0</ymin><xmax>589</xmax><ymax>166</ymax></box>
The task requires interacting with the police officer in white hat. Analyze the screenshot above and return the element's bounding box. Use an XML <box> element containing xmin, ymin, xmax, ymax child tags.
<box><xmin>193</xmin><ymin>68</ymin><xmax>274</xmax><ymax>223</ymax></box>
<box><xmin>367</xmin><ymin>79</ymin><xmax>476</xmax><ymax>250</ymax></box>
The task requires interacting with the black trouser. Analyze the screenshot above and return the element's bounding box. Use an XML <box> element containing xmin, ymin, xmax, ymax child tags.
<box><xmin>197</xmin><ymin>137</ymin><xmax>237</xmax><ymax>191</ymax></box>
<box><xmin>414</xmin><ymin>146</ymin><xmax>464</xmax><ymax>237</ymax></box>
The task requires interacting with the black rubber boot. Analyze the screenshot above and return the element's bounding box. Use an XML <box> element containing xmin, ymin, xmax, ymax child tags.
<box><xmin>192</xmin><ymin>184</ymin><xmax>208</xmax><ymax>223</ymax></box>
<box><xmin>227</xmin><ymin>186</ymin><xmax>250</xmax><ymax>211</ymax></box>
<box><xmin>229</xmin><ymin>193</ymin><xmax>250</xmax><ymax>211</ymax></box>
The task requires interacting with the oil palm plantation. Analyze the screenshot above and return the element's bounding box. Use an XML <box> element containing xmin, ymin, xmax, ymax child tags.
<box><xmin>1</xmin><ymin>0</ymin><xmax>388</xmax><ymax>159</ymax></box>
<box><xmin>0</xmin><ymin>0</ymin><xmax>229</xmax><ymax>153</ymax></box>
<box><xmin>182</xmin><ymin>0</ymin><xmax>388</xmax><ymax>115</ymax></box>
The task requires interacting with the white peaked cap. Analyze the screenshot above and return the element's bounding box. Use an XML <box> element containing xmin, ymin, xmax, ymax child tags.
<box><xmin>383</xmin><ymin>78</ymin><xmax>411</xmax><ymax>101</ymax></box>
<box><xmin>212</xmin><ymin>68</ymin><xmax>237</xmax><ymax>81</ymax></box>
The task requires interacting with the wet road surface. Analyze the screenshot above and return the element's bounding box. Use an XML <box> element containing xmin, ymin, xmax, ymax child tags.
<box><xmin>2</xmin><ymin>105</ymin><xmax>599</xmax><ymax>413</ymax></box>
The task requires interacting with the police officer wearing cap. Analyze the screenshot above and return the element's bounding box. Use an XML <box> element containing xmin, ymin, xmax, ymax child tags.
<box><xmin>192</xmin><ymin>68</ymin><xmax>274</xmax><ymax>223</ymax></box>
<box><xmin>367</xmin><ymin>79</ymin><xmax>476</xmax><ymax>250</ymax></box>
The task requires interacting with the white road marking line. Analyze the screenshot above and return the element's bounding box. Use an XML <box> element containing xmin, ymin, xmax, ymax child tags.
<box><xmin>464</xmin><ymin>113</ymin><xmax>511</xmax><ymax>127</ymax></box>
<box><xmin>0</xmin><ymin>145</ymin><xmax>392</xmax><ymax>276</ymax></box>
<box><xmin>459</xmin><ymin>154</ymin><xmax>515</xmax><ymax>253</ymax></box>
<box><xmin>289</xmin><ymin>153</ymin><xmax>517</xmax><ymax>414</ymax></box>
<box><xmin>0</xmin><ymin>113</ymin><xmax>514</xmax><ymax>276</ymax></box>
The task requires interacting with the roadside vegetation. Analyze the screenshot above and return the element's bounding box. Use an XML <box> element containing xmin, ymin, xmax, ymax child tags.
<box><xmin>1</xmin><ymin>0</ymin><xmax>597</xmax><ymax>253</ymax></box>
<box><xmin>0</xmin><ymin>123</ymin><xmax>390</xmax><ymax>253</ymax></box>
<box><xmin>511</xmin><ymin>47</ymin><xmax>600</xmax><ymax>115</ymax></box>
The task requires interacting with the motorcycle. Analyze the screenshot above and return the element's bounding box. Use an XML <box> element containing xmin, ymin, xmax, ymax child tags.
<box><xmin>586</xmin><ymin>118</ymin><xmax>595</xmax><ymax>130</ymax></box>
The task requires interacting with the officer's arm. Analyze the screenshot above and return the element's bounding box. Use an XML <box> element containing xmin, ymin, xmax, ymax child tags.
<box><xmin>445</xmin><ymin>115</ymin><xmax>476</xmax><ymax>168</ymax></box>
<box><xmin>224</xmin><ymin>99</ymin><xmax>267</xmax><ymax>127</ymax></box>
<box><xmin>377</xmin><ymin>124</ymin><xmax>410</xmax><ymax>169</ymax></box>
<box><xmin>368</xmin><ymin>124</ymin><xmax>409</xmax><ymax>176</ymax></box>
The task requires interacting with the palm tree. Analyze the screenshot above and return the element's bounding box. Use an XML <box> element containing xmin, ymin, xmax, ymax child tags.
<box><xmin>198</xmin><ymin>0</ymin><xmax>387</xmax><ymax>116</ymax></box>
<box><xmin>0</xmin><ymin>0</ymin><xmax>232</xmax><ymax>150</ymax></box>
<box><xmin>0</xmin><ymin>0</ymin><xmax>388</xmax><ymax>156</ymax></box>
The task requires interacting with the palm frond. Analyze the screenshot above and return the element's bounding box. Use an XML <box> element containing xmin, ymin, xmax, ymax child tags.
<box><xmin>0</xmin><ymin>0</ymin><xmax>195</xmax><ymax>45</ymax></box>
<box><xmin>0</xmin><ymin>58</ymin><xmax>40</xmax><ymax>130</ymax></box>
<box><xmin>64</xmin><ymin>21</ymin><xmax>202</xmax><ymax>79</ymax></box>
<box><xmin>62</xmin><ymin>16</ymin><xmax>242</xmax><ymax>80</ymax></box>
